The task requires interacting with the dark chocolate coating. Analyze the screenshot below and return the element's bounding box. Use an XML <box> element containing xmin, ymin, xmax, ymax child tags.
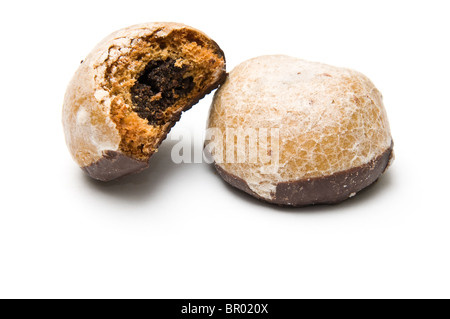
<box><xmin>215</xmin><ymin>143</ymin><xmax>394</xmax><ymax>207</ymax></box>
<box><xmin>82</xmin><ymin>151</ymin><xmax>148</xmax><ymax>182</ymax></box>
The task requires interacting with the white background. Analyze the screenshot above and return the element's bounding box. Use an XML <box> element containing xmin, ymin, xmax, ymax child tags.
<box><xmin>0</xmin><ymin>0</ymin><xmax>449</xmax><ymax>299</ymax></box>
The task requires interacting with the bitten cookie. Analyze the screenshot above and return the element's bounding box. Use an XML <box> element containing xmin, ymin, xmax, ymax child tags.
<box><xmin>63</xmin><ymin>22</ymin><xmax>226</xmax><ymax>181</ymax></box>
<box><xmin>206</xmin><ymin>55</ymin><xmax>394</xmax><ymax>207</ymax></box>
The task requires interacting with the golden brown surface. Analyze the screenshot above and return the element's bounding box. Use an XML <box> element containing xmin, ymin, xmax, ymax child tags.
<box><xmin>104</xmin><ymin>27</ymin><xmax>224</xmax><ymax>160</ymax></box>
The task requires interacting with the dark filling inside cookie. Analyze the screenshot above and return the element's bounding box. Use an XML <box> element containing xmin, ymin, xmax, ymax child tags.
<box><xmin>131</xmin><ymin>58</ymin><xmax>195</xmax><ymax>125</ymax></box>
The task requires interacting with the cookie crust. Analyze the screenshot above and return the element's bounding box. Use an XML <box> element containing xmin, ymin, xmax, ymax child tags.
<box><xmin>63</xmin><ymin>22</ymin><xmax>226</xmax><ymax>181</ymax></box>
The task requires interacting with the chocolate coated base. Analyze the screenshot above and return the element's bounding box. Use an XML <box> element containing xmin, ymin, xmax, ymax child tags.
<box><xmin>82</xmin><ymin>151</ymin><xmax>148</xmax><ymax>182</ymax></box>
<box><xmin>215</xmin><ymin>143</ymin><xmax>394</xmax><ymax>207</ymax></box>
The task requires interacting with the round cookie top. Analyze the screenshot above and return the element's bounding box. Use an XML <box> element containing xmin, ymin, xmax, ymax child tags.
<box><xmin>207</xmin><ymin>55</ymin><xmax>393</xmax><ymax>200</ymax></box>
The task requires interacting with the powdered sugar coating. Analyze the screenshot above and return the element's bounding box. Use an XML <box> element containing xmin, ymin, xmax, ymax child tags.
<box><xmin>208</xmin><ymin>55</ymin><xmax>393</xmax><ymax>200</ymax></box>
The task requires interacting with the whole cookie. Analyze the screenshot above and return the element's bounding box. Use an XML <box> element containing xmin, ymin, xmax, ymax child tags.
<box><xmin>206</xmin><ymin>55</ymin><xmax>394</xmax><ymax>207</ymax></box>
<box><xmin>63</xmin><ymin>22</ymin><xmax>226</xmax><ymax>181</ymax></box>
